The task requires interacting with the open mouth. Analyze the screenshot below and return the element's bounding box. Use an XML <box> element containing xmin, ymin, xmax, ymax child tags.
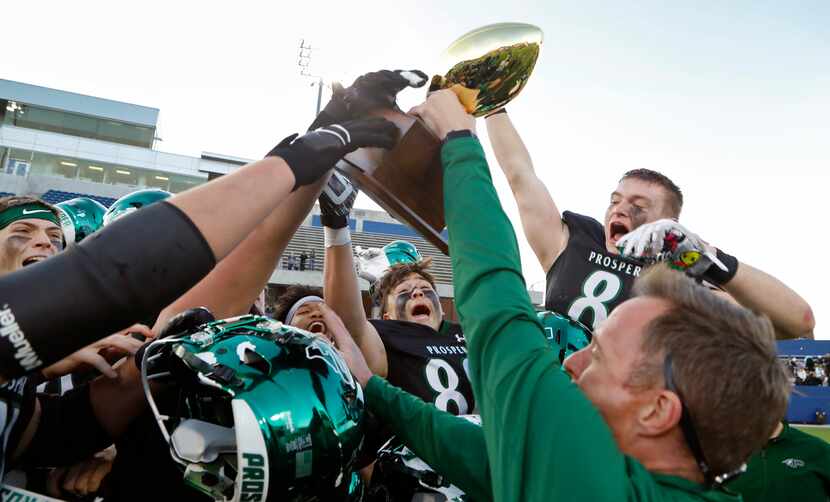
<box><xmin>609</xmin><ymin>222</ymin><xmax>630</xmax><ymax>243</ymax></box>
<box><xmin>409</xmin><ymin>304</ymin><xmax>432</xmax><ymax>320</ymax></box>
<box><xmin>308</xmin><ymin>321</ymin><xmax>327</xmax><ymax>335</ymax></box>
<box><xmin>22</xmin><ymin>256</ymin><xmax>47</xmax><ymax>267</ymax></box>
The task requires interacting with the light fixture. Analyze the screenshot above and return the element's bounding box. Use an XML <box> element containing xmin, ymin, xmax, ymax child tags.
<box><xmin>155</xmin><ymin>175</ymin><xmax>169</xmax><ymax>181</ymax></box>
<box><xmin>60</xmin><ymin>161</ymin><xmax>77</xmax><ymax>167</ymax></box>
<box><xmin>88</xmin><ymin>165</ymin><xmax>104</xmax><ymax>171</ymax></box>
<box><xmin>116</xmin><ymin>169</ymin><xmax>131</xmax><ymax>175</ymax></box>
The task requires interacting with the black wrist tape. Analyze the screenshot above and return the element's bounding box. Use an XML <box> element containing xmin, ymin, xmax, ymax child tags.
<box><xmin>320</xmin><ymin>212</ymin><xmax>348</xmax><ymax>229</ymax></box>
<box><xmin>703</xmin><ymin>248</ymin><xmax>739</xmax><ymax>285</ymax></box>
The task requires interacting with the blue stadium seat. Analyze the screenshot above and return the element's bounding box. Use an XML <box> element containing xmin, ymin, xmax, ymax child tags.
<box><xmin>41</xmin><ymin>190</ymin><xmax>116</xmax><ymax>207</ymax></box>
<box><xmin>0</xmin><ymin>192</ymin><xmax>14</xmax><ymax>198</ymax></box>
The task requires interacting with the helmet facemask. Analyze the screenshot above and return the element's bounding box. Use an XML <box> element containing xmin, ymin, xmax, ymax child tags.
<box><xmin>141</xmin><ymin>315</ymin><xmax>364</xmax><ymax>501</ymax></box>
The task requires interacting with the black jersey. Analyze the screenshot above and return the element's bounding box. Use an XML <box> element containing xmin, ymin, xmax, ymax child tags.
<box><xmin>0</xmin><ymin>377</ymin><xmax>36</xmax><ymax>477</ymax></box>
<box><xmin>109</xmin><ymin>393</ymin><xmax>211</xmax><ymax>502</ymax></box>
<box><xmin>545</xmin><ymin>211</ymin><xmax>644</xmax><ymax>330</ymax></box>
<box><xmin>370</xmin><ymin>319</ymin><xmax>474</xmax><ymax>416</ymax></box>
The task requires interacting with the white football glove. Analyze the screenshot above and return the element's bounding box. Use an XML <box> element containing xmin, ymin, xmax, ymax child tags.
<box><xmin>354</xmin><ymin>246</ymin><xmax>389</xmax><ymax>285</ymax></box>
<box><xmin>616</xmin><ymin>219</ymin><xmax>728</xmax><ymax>277</ymax></box>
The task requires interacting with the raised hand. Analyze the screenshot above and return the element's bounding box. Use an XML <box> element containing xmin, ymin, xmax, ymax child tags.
<box><xmin>616</xmin><ymin>219</ymin><xmax>727</xmax><ymax>278</ymax></box>
<box><xmin>319</xmin><ymin>171</ymin><xmax>357</xmax><ymax>229</ymax></box>
<box><xmin>409</xmin><ymin>89</ymin><xmax>476</xmax><ymax>141</ymax></box>
<box><xmin>43</xmin><ymin>324</ymin><xmax>154</xmax><ymax>379</ymax></box>
<box><xmin>310</xmin><ymin>69</ymin><xmax>429</xmax><ymax>129</ymax></box>
<box><xmin>268</xmin><ymin>118</ymin><xmax>399</xmax><ymax>190</ymax></box>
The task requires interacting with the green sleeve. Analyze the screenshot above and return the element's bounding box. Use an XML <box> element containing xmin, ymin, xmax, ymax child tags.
<box><xmin>441</xmin><ymin>137</ymin><xmax>630</xmax><ymax>501</ymax></box>
<box><xmin>365</xmin><ymin>376</ymin><xmax>492</xmax><ymax>501</ymax></box>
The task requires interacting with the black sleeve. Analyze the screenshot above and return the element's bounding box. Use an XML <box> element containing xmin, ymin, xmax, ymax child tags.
<box><xmin>20</xmin><ymin>385</ymin><xmax>112</xmax><ymax>467</ymax></box>
<box><xmin>562</xmin><ymin>210</ymin><xmax>606</xmax><ymax>247</ymax></box>
<box><xmin>0</xmin><ymin>201</ymin><xmax>216</xmax><ymax>379</ymax></box>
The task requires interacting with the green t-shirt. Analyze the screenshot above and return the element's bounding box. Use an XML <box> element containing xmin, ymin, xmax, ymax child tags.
<box><xmin>726</xmin><ymin>422</ymin><xmax>830</xmax><ymax>502</ymax></box>
<box><xmin>362</xmin><ymin>136</ymin><xmax>739</xmax><ymax>502</ymax></box>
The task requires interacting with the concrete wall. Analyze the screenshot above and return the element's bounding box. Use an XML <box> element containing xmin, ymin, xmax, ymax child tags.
<box><xmin>0</xmin><ymin>172</ymin><xmax>28</xmax><ymax>195</ymax></box>
<box><xmin>0</xmin><ymin>172</ymin><xmax>136</xmax><ymax>199</ymax></box>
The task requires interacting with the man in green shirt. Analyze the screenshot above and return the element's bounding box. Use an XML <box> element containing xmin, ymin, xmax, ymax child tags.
<box><xmin>328</xmin><ymin>89</ymin><xmax>792</xmax><ymax>501</ymax></box>
<box><xmin>727</xmin><ymin>421</ymin><xmax>830</xmax><ymax>501</ymax></box>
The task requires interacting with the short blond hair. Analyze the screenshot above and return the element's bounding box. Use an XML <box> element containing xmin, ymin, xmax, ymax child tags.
<box><xmin>630</xmin><ymin>266</ymin><xmax>789</xmax><ymax>475</ymax></box>
<box><xmin>376</xmin><ymin>258</ymin><xmax>436</xmax><ymax>316</ymax></box>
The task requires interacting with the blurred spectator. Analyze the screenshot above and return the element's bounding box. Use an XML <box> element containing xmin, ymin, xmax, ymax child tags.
<box><xmin>804</xmin><ymin>370</ymin><xmax>822</xmax><ymax>386</ymax></box>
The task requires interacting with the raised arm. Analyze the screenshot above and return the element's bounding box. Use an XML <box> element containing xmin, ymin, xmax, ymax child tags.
<box><xmin>616</xmin><ymin>219</ymin><xmax>815</xmax><ymax>339</ymax></box>
<box><xmin>485</xmin><ymin>111</ymin><xmax>567</xmax><ymax>272</ymax></box>
<box><xmin>154</xmin><ymin>178</ymin><xmax>325</xmax><ymax>330</ymax></box>
<box><xmin>723</xmin><ymin>263</ymin><xmax>815</xmax><ymax>339</ymax></box>
<box><xmin>321</xmin><ymin>192</ymin><xmax>388</xmax><ymax>377</ymax></box>
<box><xmin>413</xmin><ymin>91</ymin><xmax>628</xmax><ymax>502</ymax></box>
<box><xmin>0</xmin><ymin>118</ymin><xmax>397</xmax><ymax>381</ymax></box>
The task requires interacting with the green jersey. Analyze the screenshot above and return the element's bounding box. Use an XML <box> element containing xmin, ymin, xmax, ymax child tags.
<box><xmin>726</xmin><ymin>422</ymin><xmax>830</xmax><ymax>502</ymax></box>
<box><xmin>365</xmin><ymin>136</ymin><xmax>738</xmax><ymax>501</ymax></box>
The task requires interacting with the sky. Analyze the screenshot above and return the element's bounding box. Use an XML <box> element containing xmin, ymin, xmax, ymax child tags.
<box><xmin>5</xmin><ymin>0</ymin><xmax>828</xmax><ymax>336</ymax></box>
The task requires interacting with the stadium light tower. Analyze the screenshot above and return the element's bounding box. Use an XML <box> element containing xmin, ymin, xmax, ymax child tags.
<box><xmin>298</xmin><ymin>39</ymin><xmax>324</xmax><ymax>117</ymax></box>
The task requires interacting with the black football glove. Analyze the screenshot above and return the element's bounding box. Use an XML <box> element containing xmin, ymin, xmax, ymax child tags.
<box><xmin>319</xmin><ymin>172</ymin><xmax>357</xmax><ymax>229</ymax></box>
<box><xmin>309</xmin><ymin>69</ymin><xmax>428</xmax><ymax>130</ymax></box>
<box><xmin>134</xmin><ymin>307</ymin><xmax>216</xmax><ymax>373</ymax></box>
<box><xmin>268</xmin><ymin>118</ymin><xmax>398</xmax><ymax>191</ymax></box>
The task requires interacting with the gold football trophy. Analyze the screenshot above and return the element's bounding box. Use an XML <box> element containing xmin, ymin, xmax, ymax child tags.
<box><xmin>336</xmin><ymin>23</ymin><xmax>543</xmax><ymax>255</ymax></box>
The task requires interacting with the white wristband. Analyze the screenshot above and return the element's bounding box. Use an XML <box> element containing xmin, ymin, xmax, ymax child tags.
<box><xmin>324</xmin><ymin>226</ymin><xmax>351</xmax><ymax>248</ymax></box>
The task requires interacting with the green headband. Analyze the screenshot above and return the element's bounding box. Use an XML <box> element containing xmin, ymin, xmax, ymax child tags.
<box><xmin>0</xmin><ymin>202</ymin><xmax>61</xmax><ymax>231</ymax></box>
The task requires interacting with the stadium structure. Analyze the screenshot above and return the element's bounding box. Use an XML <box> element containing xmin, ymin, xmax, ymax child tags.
<box><xmin>0</xmin><ymin>78</ymin><xmax>544</xmax><ymax>320</ymax></box>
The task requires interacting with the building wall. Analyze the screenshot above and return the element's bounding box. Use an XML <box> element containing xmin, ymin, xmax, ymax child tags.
<box><xmin>0</xmin><ymin>125</ymin><xmax>216</xmax><ymax>193</ymax></box>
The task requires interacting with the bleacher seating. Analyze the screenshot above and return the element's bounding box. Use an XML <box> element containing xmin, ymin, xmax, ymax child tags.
<box><xmin>41</xmin><ymin>190</ymin><xmax>116</xmax><ymax>207</ymax></box>
<box><xmin>282</xmin><ymin>225</ymin><xmax>454</xmax><ymax>285</ymax></box>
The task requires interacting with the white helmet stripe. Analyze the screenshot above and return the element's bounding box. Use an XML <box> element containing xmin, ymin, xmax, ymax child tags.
<box><xmin>231</xmin><ymin>399</ymin><xmax>270</xmax><ymax>502</ymax></box>
<box><xmin>57</xmin><ymin>207</ymin><xmax>76</xmax><ymax>246</ymax></box>
<box><xmin>328</xmin><ymin>124</ymin><xmax>351</xmax><ymax>144</ymax></box>
<box><xmin>316</xmin><ymin>128</ymin><xmax>347</xmax><ymax>146</ymax></box>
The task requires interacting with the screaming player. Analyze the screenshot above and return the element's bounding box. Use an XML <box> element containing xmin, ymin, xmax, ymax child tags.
<box><xmin>485</xmin><ymin>110</ymin><xmax>814</xmax><ymax>338</ymax></box>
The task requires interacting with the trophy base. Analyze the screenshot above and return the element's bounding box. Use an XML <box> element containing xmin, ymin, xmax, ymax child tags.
<box><xmin>337</xmin><ymin>110</ymin><xmax>448</xmax><ymax>255</ymax></box>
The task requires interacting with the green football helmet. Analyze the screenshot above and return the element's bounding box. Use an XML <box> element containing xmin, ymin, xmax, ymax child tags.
<box><xmin>371</xmin><ymin>415</ymin><xmax>480</xmax><ymax>502</ymax></box>
<box><xmin>141</xmin><ymin>315</ymin><xmax>365</xmax><ymax>502</ymax></box>
<box><xmin>55</xmin><ymin>197</ymin><xmax>108</xmax><ymax>244</ymax></box>
<box><xmin>356</xmin><ymin>240</ymin><xmax>423</xmax><ymax>313</ymax></box>
<box><xmin>356</xmin><ymin>240</ymin><xmax>422</xmax><ymax>286</ymax></box>
<box><xmin>537</xmin><ymin>311</ymin><xmax>593</xmax><ymax>364</ymax></box>
<box><xmin>384</xmin><ymin>240</ymin><xmax>422</xmax><ymax>267</ymax></box>
<box><xmin>104</xmin><ymin>188</ymin><xmax>171</xmax><ymax>225</ymax></box>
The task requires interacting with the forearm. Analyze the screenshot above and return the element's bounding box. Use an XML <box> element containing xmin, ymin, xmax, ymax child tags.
<box><xmin>484</xmin><ymin>112</ymin><xmax>564</xmax><ymax>270</ymax></box>
<box><xmin>323</xmin><ymin>243</ymin><xmax>387</xmax><ymax>375</ymax></box>
<box><xmin>365</xmin><ymin>376</ymin><xmax>492</xmax><ymax>502</ymax></box>
<box><xmin>155</xmin><ymin>178</ymin><xmax>325</xmax><ymax>330</ymax></box>
<box><xmin>89</xmin><ymin>359</ymin><xmax>151</xmax><ymax>438</ymax></box>
<box><xmin>723</xmin><ymin>262</ymin><xmax>815</xmax><ymax>339</ymax></box>
<box><xmin>168</xmin><ymin>156</ymin><xmax>295</xmax><ymax>260</ymax></box>
<box><xmin>442</xmin><ymin>137</ymin><xmax>543</xmax><ymax>385</ymax></box>
<box><xmin>0</xmin><ymin>202</ymin><xmax>214</xmax><ymax>381</ymax></box>
<box><xmin>485</xmin><ymin>112</ymin><xmax>534</xmax><ymax>185</ymax></box>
